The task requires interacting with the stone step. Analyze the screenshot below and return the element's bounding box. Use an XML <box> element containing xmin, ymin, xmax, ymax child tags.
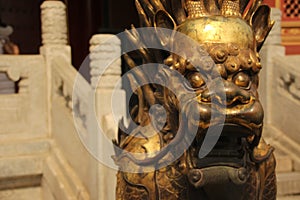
<box><xmin>294</xmin><ymin>160</ymin><xmax>300</xmax><ymax>172</ymax></box>
<box><xmin>276</xmin><ymin>155</ymin><xmax>294</xmax><ymax>173</ymax></box>
<box><xmin>0</xmin><ymin>155</ymin><xmax>44</xmax><ymax>191</ymax></box>
<box><xmin>0</xmin><ymin>156</ymin><xmax>43</xmax><ymax>179</ymax></box>
<box><xmin>0</xmin><ymin>140</ymin><xmax>50</xmax><ymax>199</ymax></box>
<box><xmin>0</xmin><ymin>139</ymin><xmax>50</xmax><ymax>158</ymax></box>
<box><xmin>0</xmin><ymin>187</ymin><xmax>41</xmax><ymax>200</ymax></box>
<box><xmin>277</xmin><ymin>172</ymin><xmax>300</xmax><ymax>196</ymax></box>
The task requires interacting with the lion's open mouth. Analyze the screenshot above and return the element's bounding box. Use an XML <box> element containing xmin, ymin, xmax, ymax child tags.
<box><xmin>191</xmin><ymin>123</ymin><xmax>254</xmax><ymax>168</ymax></box>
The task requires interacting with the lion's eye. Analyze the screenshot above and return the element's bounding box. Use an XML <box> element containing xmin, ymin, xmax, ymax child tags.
<box><xmin>233</xmin><ymin>72</ymin><xmax>251</xmax><ymax>88</ymax></box>
<box><xmin>187</xmin><ymin>72</ymin><xmax>205</xmax><ymax>88</ymax></box>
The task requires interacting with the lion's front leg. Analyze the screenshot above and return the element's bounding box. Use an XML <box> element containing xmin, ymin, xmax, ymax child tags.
<box><xmin>260</xmin><ymin>154</ymin><xmax>277</xmax><ymax>200</ymax></box>
<box><xmin>116</xmin><ymin>165</ymin><xmax>189</xmax><ymax>200</ymax></box>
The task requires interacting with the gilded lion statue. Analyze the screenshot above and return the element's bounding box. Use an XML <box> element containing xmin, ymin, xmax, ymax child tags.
<box><xmin>113</xmin><ymin>0</ymin><xmax>276</xmax><ymax>199</ymax></box>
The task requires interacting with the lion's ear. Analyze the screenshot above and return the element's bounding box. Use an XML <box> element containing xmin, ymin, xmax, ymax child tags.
<box><xmin>154</xmin><ymin>10</ymin><xmax>177</xmax><ymax>47</ymax></box>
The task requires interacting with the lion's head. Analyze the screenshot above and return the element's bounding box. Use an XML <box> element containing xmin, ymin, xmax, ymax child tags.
<box><xmin>115</xmin><ymin>0</ymin><xmax>274</xmax><ymax>176</ymax></box>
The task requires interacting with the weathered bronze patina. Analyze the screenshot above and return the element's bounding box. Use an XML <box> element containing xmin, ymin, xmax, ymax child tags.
<box><xmin>114</xmin><ymin>0</ymin><xmax>276</xmax><ymax>199</ymax></box>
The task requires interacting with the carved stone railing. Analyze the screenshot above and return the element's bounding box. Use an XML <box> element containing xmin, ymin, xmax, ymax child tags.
<box><xmin>279</xmin><ymin>60</ymin><xmax>300</xmax><ymax>102</ymax></box>
<box><xmin>1</xmin><ymin>1</ymin><xmax>97</xmax><ymax>199</ymax></box>
<box><xmin>259</xmin><ymin>8</ymin><xmax>286</xmax><ymax>125</ymax></box>
<box><xmin>0</xmin><ymin>55</ymin><xmax>49</xmax><ymax>199</ymax></box>
<box><xmin>268</xmin><ymin>55</ymin><xmax>300</xmax><ymax>145</ymax></box>
<box><xmin>40</xmin><ymin>1</ymin><xmax>123</xmax><ymax>199</ymax></box>
<box><xmin>0</xmin><ymin>0</ymin><xmax>124</xmax><ymax>199</ymax></box>
<box><xmin>49</xmin><ymin>41</ymin><xmax>124</xmax><ymax>200</ymax></box>
<box><xmin>259</xmin><ymin>8</ymin><xmax>300</xmax><ymax>174</ymax></box>
<box><xmin>49</xmin><ymin>55</ymin><xmax>92</xmax><ymax>200</ymax></box>
<box><xmin>52</xmin><ymin>56</ymin><xmax>91</xmax><ymax>131</ymax></box>
<box><xmin>0</xmin><ymin>55</ymin><xmax>47</xmax><ymax>138</ymax></box>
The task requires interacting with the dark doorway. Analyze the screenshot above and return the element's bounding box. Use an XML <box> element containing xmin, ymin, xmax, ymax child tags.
<box><xmin>0</xmin><ymin>0</ymin><xmax>41</xmax><ymax>54</ymax></box>
<box><xmin>0</xmin><ymin>0</ymin><xmax>139</xmax><ymax>69</ymax></box>
<box><xmin>67</xmin><ymin>0</ymin><xmax>139</xmax><ymax>69</ymax></box>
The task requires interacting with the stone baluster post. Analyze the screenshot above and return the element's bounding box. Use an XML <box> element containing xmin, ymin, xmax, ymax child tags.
<box><xmin>39</xmin><ymin>0</ymin><xmax>72</xmax><ymax>138</ymax></box>
<box><xmin>89</xmin><ymin>34</ymin><xmax>126</xmax><ymax>200</ymax></box>
<box><xmin>90</xmin><ymin>34</ymin><xmax>122</xmax><ymax>89</ymax></box>
<box><xmin>41</xmin><ymin>1</ymin><xmax>68</xmax><ymax>46</ymax></box>
<box><xmin>40</xmin><ymin>0</ymin><xmax>71</xmax><ymax>62</ymax></box>
<box><xmin>259</xmin><ymin>8</ymin><xmax>285</xmax><ymax>125</ymax></box>
<box><xmin>89</xmin><ymin>34</ymin><xmax>125</xmax><ymax>134</ymax></box>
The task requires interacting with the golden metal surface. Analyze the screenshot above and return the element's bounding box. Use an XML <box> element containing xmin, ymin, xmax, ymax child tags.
<box><xmin>115</xmin><ymin>0</ymin><xmax>276</xmax><ymax>199</ymax></box>
<box><xmin>186</xmin><ymin>1</ymin><xmax>208</xmax><ymax>18</ymax></box>
<box><xmin>177</xmin><ymin>17</ymin><xmax>255</xmax><ymax>49</ymax></box>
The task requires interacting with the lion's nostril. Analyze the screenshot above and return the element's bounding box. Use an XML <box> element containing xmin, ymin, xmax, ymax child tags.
<box><xmin>226</xmin><ymin>89</ymin><xmax>251</xmax><ymax>106</ymax></box>
<box><xmin>199</xmin><ymin>81</ymin><xmax>251</xmax><ymax>107</ymax></box>
<box><xmin>226</xmin><ymin>95</ymin><xmax>251</xmax><ymax>107</ymax></box>
<box><xmin>217</xmin><ymin>81</ymin><xmax>251</xmax><ymax>106</ymax></box>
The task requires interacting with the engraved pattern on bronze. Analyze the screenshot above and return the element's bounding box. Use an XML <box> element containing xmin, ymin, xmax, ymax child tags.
<box><xmin>114</xmin><ymin>0</ymin><xmax>276</xmax><ymax>199</ymax></box>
